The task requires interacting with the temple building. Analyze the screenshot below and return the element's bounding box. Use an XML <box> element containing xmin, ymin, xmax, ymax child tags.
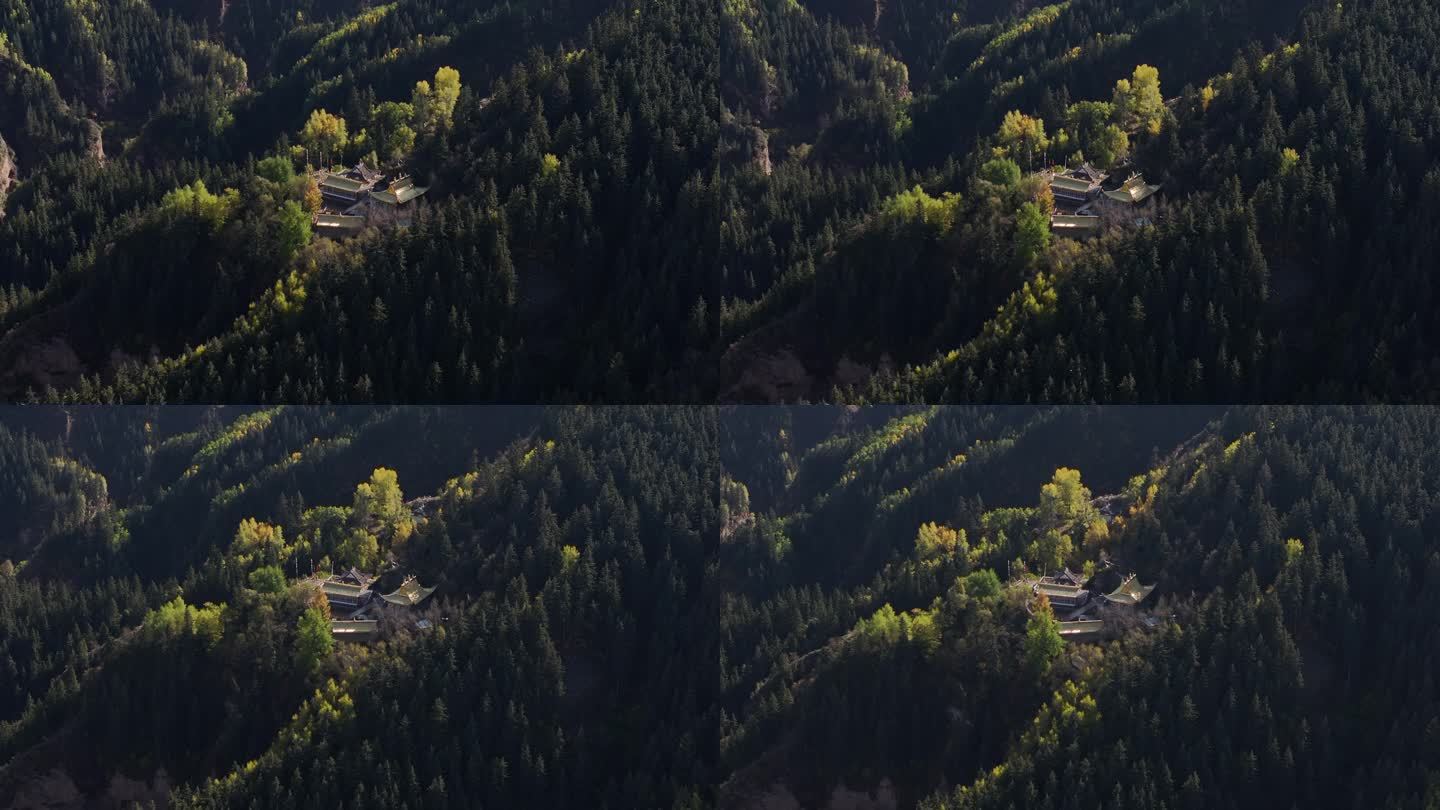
<box><xmin>1101</xmin><ymin>174</ymin><xmax>1162</xmax><ymax>208</ymax></box>
<box><xmin>369</xmin><ymin>175</ymin><xmax>429</xmax><ymax>207</ymax></box>
<box><xmin>1047</xmin><ymin>568</ymin><xmax>1090</xmax><ymax>587</ymax></box>
<box><xmin>1050</xmin><ymin>213</ymin><xmax>1101</xmax><ymax>237</ymax></box>
<box><xmin>1058</xmin><ymin>619</ymin><xmax>1105</xmax><ymax>642</ymax></box>
<box><xmin>381</xmin><ymin>575</ymin><xmax>437</xmax><ymax>608</ymax></box>
<box><xmin>1103</xmin><ymin>573</ymin><xmax>1156</xmax><ymax>606</ymax></box>
<box><xmin>367</xmin><ymin>176</ymin><xmax>430</xmax><ymax>227</ymax></box>
<box><xmin>1034</xmin><ymin>580</ymin><xmax>1090</xmax><ymax>609</ymax></box>
<box><xmin>1047</xmin><ymin>163</ymin><xmax>1108</xmax><ymax>211</ymax></box>
<box><xmin>314</xmin><ymin>213</ymin><xmax>366</xmax><ymax>238</ymax></box>
<box><xmin>1075</xmin><ymin>163</ymin><xmax>1107</xmax><ymax>184</ymax></box>
<box><xmin>315</xmin><ymin>576</ymin><xmax>373</xmax><ymax>610</ymax></box>
<box><xmin>1050</xmin><ymin>174</ymin><xmax>1098</xmax><ymax>207</ymax></box>
<box><xmin>330</xmin><ymin>619</ymin><xmax>379</xmax><ymax>643</ymax></box>
<box><xmin>334</xmin><ymin>567</ymin><xmax>374</xmax><ymax>587</ymax></box>
<box><xmin>311</xmin><ymin>165</ymin><xmax>430</xmax><ymax>237</ymax></box>
<box><xmin>316</xmin><ymin>171</ymin><xmax>375</xmax><ymax>207</ymax></box>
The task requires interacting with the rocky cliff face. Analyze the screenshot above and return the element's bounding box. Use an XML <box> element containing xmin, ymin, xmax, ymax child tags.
<box><xmin>0</xmin><ymin>712</ymin><xmax>172</xmax><ymax>810</ymax></box>
<box><xmin>0</xmin><ymin>334</ymin><xmax>85</xmax><ymax>397</ymax></box>
<box><xmin>0</xmin><ymin>133</ymin><xmax>14</xmax><ymax>216</ymax></box>
<box><xmin>749</xmin><ymin>126</ymin><xmax>772</xmax><ymax>175</ymax></box>
<box><xmin>0</xmin><ymin>302</ymin><xmax>90</xmax><ymax>398</ymax></box>
<box><xmin>82</xmin><ymin>119</ymin><xmax>104</xmax><ymax>163</ymax></box>
<box><xmin>4</xmin><ymin>765</ymin><xmax>171</xmax><ymax>810</ymax></box>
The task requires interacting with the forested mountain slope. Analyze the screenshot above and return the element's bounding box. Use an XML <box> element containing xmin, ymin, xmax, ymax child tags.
<box><xmin>0</xmin><ymin>0</ymin><xmax>720</xmax><ymax>401</ymax></box>
<box><xmin>4</xmin><ymin>0</ymin><xmax>1440</xmax><ymax>402</ymax></box>
<box><xmin>0</xmin><ymin>406</ymin><xmax>718</xmax><ymax>808</ymax></box>
<box><xmin>719</xmin><ymin>405</ymin><xmax>1440</xmax><ymax>809</ymax></box>
<box><xmin>717</xmin><ymin>0</ymin><xmax>1440</xmax><ymax>403</ymax></box>
<box><xmin>3</xmin><ymin>403</ymin><xmax>1439</xmax><ymax>810</ymax></box>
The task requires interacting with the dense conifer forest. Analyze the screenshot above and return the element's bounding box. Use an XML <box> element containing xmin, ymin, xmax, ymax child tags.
<box><xmin>3</xmin><ymin>406</ymin><xmax>1439</xmax><ymax>808</ymax></box>
<box><xmin>1</xmin><ymin>0</ymin><xmax>1438</xmax><ymax>400</ymax></box>
<box><xmin>0</xmin><ymin>405</ymin><xmax>718</xmax><ymax>807</ymax></box>
<box><xmin>716</xmin><ymin>0</ymin><xmax>1440</xmax><ymax>402</ymax></box>
<box><xmin>719</xmin><ymin>405</ymin><xmax>1440</xmax><ymax>809</ymax></box>
<box><xmin>1</xmin><ymin>0</ymin><xmax>720</xmax><ymax>401</ymax></box>
<box><xmin>5</xmin><ymin>0</ymin><xmax>1440</xmax><ymax>802</ymax></box>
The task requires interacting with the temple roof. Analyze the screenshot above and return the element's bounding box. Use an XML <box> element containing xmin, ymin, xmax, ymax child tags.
<box><xmin>330</xmin><ymin>619</ymin><xmax>379</xmax><ymax>640</ymax></box>
<box><xmin>1050</xmin><ymin>175</ymin><xmax>1093</xmax><ymax>193</ymax></box>
<box><xmin>319</xmin><ymin>579</ymin><xmax>371</xmax><ymax>599</ymax></box>
<box><xmin>1105</xmin><ymin>574</ymin><xmax>1156</xmax><ymax>605</ymax></box>
<box><xmin>1103</xmin><ymin>175</ymin><xmax>1161</xmax><ymax>204</ymax></box>
<box><xmin>1076</xmin><ymin>163</ymin><xmax>1108</xmax><ymax>183</ymax></box>
<box><xmin>1036</xmin><ymin>582</ymin><xmax>1087</xmax><ymax>600</ymax></box>
<box><xmin>1042</xmin><ymin>567</ymin><xmax>1090</xmax><ymax>585</ymax></box>
<box><xmin>315</xmin><ymin>214</ymin><xmax>365</xmax><ymax>230</ymax></box>
<box><xmin>318</xmin><ymin>173</ymin><xmax>366</xmax><ymax>193</ymax></box>
<box><xmin>371</xmin><ymin>177</ymin><xmax>429</xmax><ymax>205</ymax></box>
<box><xmin>1058</xmin><ymin>619</ymin><xmax>1104</xmax><ymax>642</ymax></box>
<box><xmin>381</xmin><ymin>576</ymin><xmax>436</xmax><ymax>606</ymax></box>
<box><xmin>1052</xmin><ymin>214</ymin><xmax>1101</xmax><ymax>230</ymax></box>
<box><xmin>335</xmin><ymin>567</ymin><xmax>375</xmax><ymax>586</ymax></box>
<box><xmin>350</xmin><ymin>162</ymin><xmax>380</xmax><ymax>183</ymax></box>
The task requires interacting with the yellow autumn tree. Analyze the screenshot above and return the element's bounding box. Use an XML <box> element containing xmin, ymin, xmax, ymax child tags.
<box><xmin>1281</xmin><ymin>147</ymin><xmax>1301</xmax><ymax>175</ymax></box>
<box><xmin>300</xmin><ymin>108</ymin><xmax>349</xmax><ymax>167</ymax></box>
<box><xmin>561</xmin><ymin>545</ymin><xmax>581</xmax><ymax>571</ymax></box>
<box><xmin>916</xmin><ymin>521</ymin><xmax>965</xmax><ymax>561</ymax></box>
<box><xmin>351</xmin><ymin>467</ymin><xmax>413</xmax><ymax>548</ymax></box>
<box><xmin>1027</xmin><ymin>527</ymin><xmax>1074</xmax><ymax>573</ymax></box>
<box><xmin>996</xmin><ymin>110</ymin><xmax>1050</xmax><ymax>170</ymax></box>
<box><xmin>1038</xmin><ymin>467</ymin><xmax>1097</xmax><ymax>530</ymax></box>
<box><xmin>412</xmin><ymin>66</ymin><xmax>462</xmax><ymax>135</ymax></box>
<box><xmin>1083</xmin><ymin>518</ymin><xmax>1110</xmax><ymax>550</ymax></box>
<box><xmin>353</xmin><ymin>467</ymin><xmax>404</xmax><ymax>527</ymax></box>
<box><xmin>1112</xmin><ymin>65</ymin><xmax>1164</xmax><ymax>134</ymax></box>
<box><xmin>232</xmin><ymin>518</ymin><xmax>286</xmax><ymax>568</ymax></box>
<box><xmin>336</xmin><ymin>526</ymin><xmax>381</xmax><ymax>570</ymax></box>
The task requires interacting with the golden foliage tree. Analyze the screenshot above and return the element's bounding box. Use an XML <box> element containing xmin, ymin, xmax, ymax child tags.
<box><xmin>233</xmin><ymin>518</ymin><xmax>286</xmax><ymax>568</ymax></box>
<box><xmin>996</xmin><ymin>110</ymin><xmax>1051</xmax><ymax>170</ymax></box>
<box><xmin>300</xmin><ymin>108</ymin><xmax>349</xmax><ymax>167</ymax></box>
<box><xmin>412</xmin><ymin>66</ymin><xmax>462</xmax><ymax>135</ymax></box>
<box><xmin>1037</xmin><ymin>467</ymin><xmax>1097</xmax><ymax>530</ymax></box>
<box><xmin>1113</xmin><ymin>64</ymin><xmax>1164</xmax><ymax>134</ymax></box>
<box><xmin>916</xmin><ymin>521</ymin><xmax>965</xmax><ymax>561</ymax></box>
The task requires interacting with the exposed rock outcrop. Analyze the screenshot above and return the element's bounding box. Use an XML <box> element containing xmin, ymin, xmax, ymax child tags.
<box><xmin>6</xmin><ymin>768</ymin><xmax>83</xmax><ymax>810</ymax></box>
<box><xmin>0</xmin><ymin>312</ymin><xmax>88</xmax><ymax>397</ymax></box>
<box><xmin>722</xmin><ymin>346</ymin><xmax>814</xmax><ymax>402</ymax></box>
<box><xmin>2</xmin><ymin>764</ymin><xmax>171</xmax><ymax>810</ymax></box>
<box><xmin>82</xmin><ymin>119</ymin><xmax>104</xmax><ymax>163</ymax></box>
<box><xmin>0</xmin><ymin>133</ymin><xmax>15</xmax><ymax>216</ymax></box>
<box><xmin>105</xmin><ymin>770</ymin><xmax>170</xmax><ymax>807</ymax></box>
<box><xmin>749</xmin><ymin>126</ymin><xmax>772</xmax><ymax>175</ymax></box>
<box><xmin>719</xmin><ymin>300</ymin><xmax>885</xmax><ymax>402</ymax></box>
<box><xmin>0</xmin><ymin>336</ymin><xmax>84</xmax><ymax>394</ymax></box>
